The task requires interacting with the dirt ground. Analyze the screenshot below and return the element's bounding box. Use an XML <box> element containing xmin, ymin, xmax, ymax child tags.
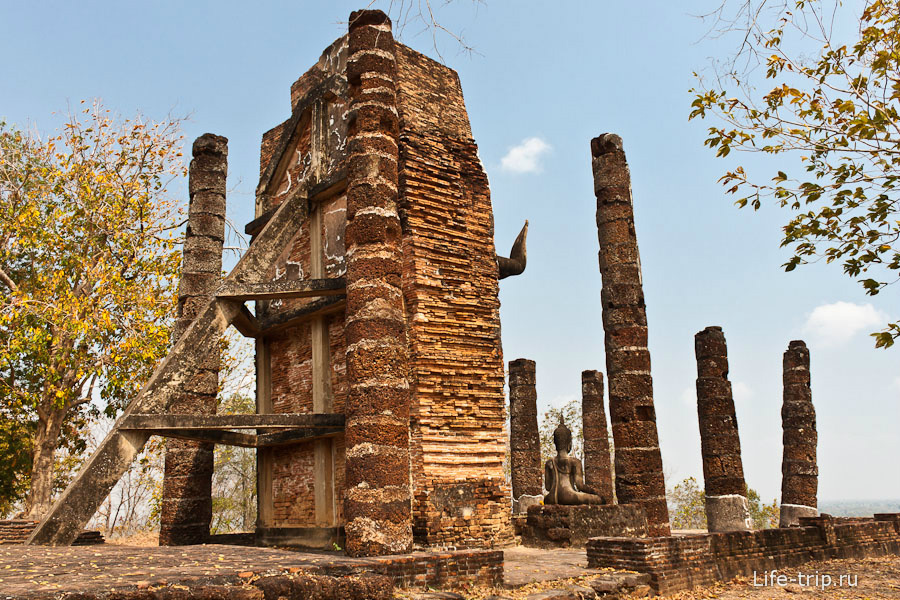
<box><xmin>395</xmin><ymin>555</ymin><xmax>900</xmax><ymax>599</ymax></box>
<box><xmin>664</xmin><ymin>556</ymin><xmax>900</xmax><ymax>600</ymax></box>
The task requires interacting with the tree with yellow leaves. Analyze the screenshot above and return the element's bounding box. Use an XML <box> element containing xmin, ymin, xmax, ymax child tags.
<box><xmin>691</xmin><ymin>0</ymin><xmax>900</xmax><ymax>346</ymax></box>
<box><xmin>0</xmin><ymin>102</ymin><xmax>185</xmax><ymax>518</ymax></box>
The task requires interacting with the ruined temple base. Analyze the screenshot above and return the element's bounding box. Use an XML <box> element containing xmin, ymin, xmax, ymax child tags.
<box><xmin>587</xmin><ymin>513</ymin><xmax>900</xmax><ymax>595</ymax></box>
<box><xmin>520</xmin><ymin>503</ymin><xmax>648</xmax><ymax>548</ymax></box>
<box><xmin>0</xmin><ymin>519</ymin><xmax>104</xmax><ymax>545</ymax></box>
<box><xmin>0</xmin><ymin>544</ymin><xmax>502</xmax><ymax>599</ymax></box>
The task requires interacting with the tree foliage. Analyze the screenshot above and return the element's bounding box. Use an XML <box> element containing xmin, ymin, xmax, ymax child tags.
<box><xmin>690</xmin><ymin>0</ymin><xmax>900</xmax><ymax>346</ymax></box>
<box><xmin>0</xmin><ymin>102</ymin><xmax>185</xmax><ymax>516</ymax></box>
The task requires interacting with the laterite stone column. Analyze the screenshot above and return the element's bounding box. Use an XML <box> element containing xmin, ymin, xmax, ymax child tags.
<box><xmin>342</xmin><ymin>9</ymin><xmax>413</xmax><ymax>556</ymax></box>
<box><xmin>780</xmin><ymin>340</ymin><xmax>818</xmax><ymax>527</ymax></box>
<box><xmin>509</xmin><ymin>359</ymin><xmax>542</xmax><ymax>511</ymax></box>
<box><xmin>591</xmin><ymin>133</ymin><xmax>670</xmax><ymax>536</ymax></box>
<box><xmin>694</xmin><ymin>326</ymin><xmax>751</xmax><ymax>532</ymax></box>
<box><xmin>582</xmin><ymin>370</ymin><xmax>614</xmax><ymax>503</ymax></box>
<box><xmin>159</xmin><ymin>133</ymin><xmax>228</xmax><ymax>546</ymax></box>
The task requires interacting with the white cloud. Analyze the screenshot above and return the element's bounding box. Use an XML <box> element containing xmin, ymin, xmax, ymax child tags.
<box><xmin>680</xmin><ymin>387</ymin><xmax>695</xmax><ymax>407</ymax></box>
<box><xmin>802</xmin><ymin>301</ymin><xmax>886</xmax><ymax>347</ymax></box>
<box><xmin>732</xmin><ymin>381</ymin><xmax>753</xmax><ymax>403</ymax></box>
<box><xmin>500</xmin><ymin>137</ymin><xmax>551</xmax><ymax>174</ymax></box>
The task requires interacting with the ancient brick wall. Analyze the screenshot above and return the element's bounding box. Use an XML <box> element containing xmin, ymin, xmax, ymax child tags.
<box><xmin>255</xmin><ymin>10</ymin><xmax>511</xmax><ymax>553</ymax></box>
<box><xmin>395</xmin><ymin>42</ymin><xmax>512</xmax><ymax>550</ymax></box>
<box><xmin>587</xmin><ymin>514</ymin><xmax>900</xmax><ymax>595</ymax></box>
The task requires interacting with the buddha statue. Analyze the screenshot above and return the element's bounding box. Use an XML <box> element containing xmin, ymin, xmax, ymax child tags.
<box><xmin>544</xmin><ymin>417</ymin><xmax>607</xmax><ymax>505</ymax></box>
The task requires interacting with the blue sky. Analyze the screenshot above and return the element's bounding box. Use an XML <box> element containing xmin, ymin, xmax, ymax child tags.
<box><xmin>2</xmin><ymin>1</ymin><xmax>897</xmax><ymax>502</ymax></box>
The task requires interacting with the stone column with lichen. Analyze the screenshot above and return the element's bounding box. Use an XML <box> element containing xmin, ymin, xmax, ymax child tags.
<box><xmin>779</xmin><ymin>340</ymin><xmax>818</xmax><ymax>527</ymax></box>
<box><xmin>159</xmin><ymin>133</ymin><xmax>228</xmax><ymax>546</ymax></box>
<box><xmin>341</xmin><ymin>9</ymin><xmax>413</xmax><ymax>557</ymax></box>
<box><xmin>591</xmin><ymin>133</ymin><xmax>670</xmax><ymax>537</ymax></box>
<box><xmin>582</xmin><ymin>370</ymin><xmax>614</xmax><ymax>504</ymax></box>
<box><xmin>509</xmin><ymin>359</ymin><xmax>542</xmax><ymax>510</ymax></box>
<box><xmin>694</xmin><ymin>326</ymin><xmax>751</xmax><ymax>532</ymax></box>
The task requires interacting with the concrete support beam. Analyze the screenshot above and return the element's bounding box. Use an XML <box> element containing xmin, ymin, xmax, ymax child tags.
<box><xmin>694</xmin><ymin>326</ymin><xmax>751</xmax><ymax>532</ymax></box>
<box><xmin>780</xmin><ymin>340</ymin><xmax>818</xmax><ymax>527</ymax></box>
<box><xmin>217</xmin><ymin>277</ymin><xmax>346</xmax><ymax>301</ymax></box>
<box><xmin>582</xmin><ymin>370</ymin><xmax>614</xmax><ymax>504</ymax></box>
<box><xmin>341</xmin><ymin>9</ymin><xmax>413</xmax><ymax>557</ymax></box>
<box><xmin>509</xmin><ymin>359</ymin><xmax>542</xmax><ymax>511</ymax></box>
<box><xmin>591</xmin><ymin>133</ymin><xmax>670</xmax><ymax>537</ymax></box>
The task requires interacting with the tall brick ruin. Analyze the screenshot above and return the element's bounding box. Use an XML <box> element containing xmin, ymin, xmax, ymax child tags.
<box><xmin>581</xmin><ymin>370</ymin><xmax>614</xmax><ymax>503</ymax></box>
<box><xmin>159</xmin><ymin>134</ymin><xmax>228</xmax><ymax>545</ymax></box>
<box><xmin>780</xmin><ymin>340</ymin><xmax>818</xmax><ymax>527</ymax></box>
<box><xmin>694</xmin><ymin>326</ymin><xmax>751</xmax><ymax>532</ymax></box>
<box><xmin>509</xmin><ymin>359</ymin><xmax>542</xmax><ymax>510</ymax></box>
<box><xmin>591</xmin><ymin>133</ymin><xmax>670</xmax><ymax>537</ymax></box>
<box><xmin>251</xmin><ymin>9</ymin><xmax>512</xmax><ymax>554</ymax></box>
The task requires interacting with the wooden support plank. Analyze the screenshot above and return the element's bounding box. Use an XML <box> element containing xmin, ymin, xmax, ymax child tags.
<box><xmin>256</xmin><ymin>338</ymin><xmax>274</xmax><ymax>529</ymax></box>
<box><xmin>257</xmin><ymin>427</ymin><xmax>343</xmax><ymax>447</ymax></box>
<box><xmin>217</xmin><ymin>278</ymin><xmax>346</xmax><ymax>302</ymax></box>
<box><xmin>146</xmin><ymin>429</ymin><xmax>258</xmax><ymax>448</ymax></box>
<box><xmin>229</xmin><ymin>302</ymin><xmax>261</xmax><ymax>338</ymax></box>
<box><xmin>29</xmin><ymin>188</ymin><xmax>311</xmax><ymax>546</ymax></box>
<box><xmin>120</xmin><ymin>413</ymin><xmax>345</xmax><ymax>430</ymax></box>
<box><xmin>257</xmin><ymin>296</ymin><xmax>345</xmax><ymax>338</ymax></box>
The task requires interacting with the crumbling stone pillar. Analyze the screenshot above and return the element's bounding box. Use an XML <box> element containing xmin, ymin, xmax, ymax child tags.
<box><xmin>582</xmin><ymin>370</ymin><xmax>614</xmax><ymax>504</ymax></box>
<box><xmin>509</xmin><ymin>359</ymin><xmax>542</xmax><ymax>512</ymax></box>
<box><xmin>591</xmin><ymin>133</ymin><xmax>670</xmax><ymax>537</ymax></box>
<box><xmin>159</xmin><ymin>134</ymin><xmax>228</xmax><ymax>546</ymax></box>
<box><xmin>780</xmin><ymin>340</ymin><xmax>818</xmax><ymax>527</ymax></box>
<box><xmin>342</xmin><ymin>9</ymin><xmax>413</xmax><ymax>557</ymax></box>
<box><xmin>694</xmin><ymin>326</ymin><xmax>751</xmax><ymax>532</ymax></box>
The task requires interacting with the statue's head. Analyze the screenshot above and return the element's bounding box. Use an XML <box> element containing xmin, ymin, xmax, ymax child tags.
<box><xmin>553</xmin><ymin>416</ymin><xmax>572</xmax><ymax>453</ymax></box>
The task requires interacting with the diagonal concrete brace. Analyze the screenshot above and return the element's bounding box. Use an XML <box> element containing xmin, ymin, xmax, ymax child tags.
<box><xmin>28</xmin><ymin>190</ymin><xmax>308</xmax><ymax>545</ymax></box>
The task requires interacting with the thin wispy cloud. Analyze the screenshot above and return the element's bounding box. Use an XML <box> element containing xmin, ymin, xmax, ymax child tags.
<box><xmin>732</xmin><ymin>381</ymin><xmax>752</xmax><ymax>403</ymax></box>
<box><xmin>500</xmin><ymin>137</ymin><xmax>551</xmax><ymax>174</ymax></box>
<box><xmin>802</xmin><ymin>301</ymin><xmax>886</xmax><ymax>347</ymax></box>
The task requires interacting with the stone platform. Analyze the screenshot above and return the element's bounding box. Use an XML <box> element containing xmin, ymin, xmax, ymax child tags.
<box><xmin>0</xmin><ymin>544</ymin><xmax>501</xmax><ymax>599</ymax></box>
<box><xmin>520</xmin><ymin>503</ymin><xmax>647</xmax><ymax>548</ymax></box>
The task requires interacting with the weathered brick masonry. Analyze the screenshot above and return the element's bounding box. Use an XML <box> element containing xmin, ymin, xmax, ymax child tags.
<box><xmin>582</xmin><ymin>369</ymin><xmax>614</xmax><ymax>502</ymax></box>
<box><xmin>0</xmin><ymin>520</ymin><xmax>102</xmax><ymax>545</ymax></box>
<box><xmin>694</xmin><ymin>326</ymin><xmax>751</xmax><ymax>532</ymax></box>
<box><xmin>160</xmin><ymin>134</ymin><xmax>228</xmax><ymax>546</ymax></box>
<box><xmin>509</xmin><ymin>359</ymin><xmax>542</xmax><ymax>504</ymax></box>
<box><xmin>591</xmin><ymin>133</ymin><xmax>669</xmax><ymax>537</ymax></box>
<box><xmin>587</xmin><ymin>514</ymin><xmax>900</xmax><ymax>595</ymax></box>
<box><xmin>780</xmin><ymin>339</ymin><xmax>818</xmax><ymax>527</ymax></box>
<box><xmin>256</xmin><ymin>9</ymin><xmax>511</xmax><ymax>554</ymax></box>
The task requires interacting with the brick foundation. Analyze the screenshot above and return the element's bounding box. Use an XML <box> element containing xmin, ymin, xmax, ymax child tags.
<box><xmin>587</xmin><ymin>514</ymin><xmax>900</xmax><ymax>595</ymax></box>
